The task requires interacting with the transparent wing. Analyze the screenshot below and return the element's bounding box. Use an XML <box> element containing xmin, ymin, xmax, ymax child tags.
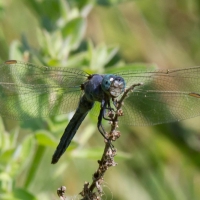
<box><xmin>0</xmin><ymin>60</ymin><xmax>88</xmax><ymax>120</ymax></box>
<box><xmin>116</xmin><ymin>67</ymin><xmax>200</xmax><ymax>125</ymax></box>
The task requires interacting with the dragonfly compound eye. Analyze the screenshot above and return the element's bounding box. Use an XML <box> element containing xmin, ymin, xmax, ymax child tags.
<box><xmin>102</xmin><ymin>75</ymin><xmax>125</xmax><ymax>97</ymax></box>
<box><xmin>102</xmin><ymin>74</ymin><xmax>114</xmax><ymax>92</ymax></box>
<box><xmin>110</xmin><ymin>76</ymin><xmax>125</xmax><ymax>97</ymax></box>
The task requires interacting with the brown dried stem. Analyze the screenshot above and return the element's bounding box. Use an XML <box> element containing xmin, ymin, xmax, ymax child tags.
<box><xmin>79</xmin><ymin>83</ymin><xmax>142</xmax><ymax>200</ymax></box>
<box><xmin>57</xmin><ymin>186</ymin><xmax>67</xmax><ymax>200</ymax></box>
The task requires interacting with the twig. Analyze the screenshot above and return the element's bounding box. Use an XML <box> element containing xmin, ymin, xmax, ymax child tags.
<box><xmin>79</xmin><ymin>83</ymin><xmax>143</xmax><ymax>200</ymax></box>
<box><xmin>57</xmin><ymin>186</ymin><xmax>66</xmax><ymax>200</ymax></box>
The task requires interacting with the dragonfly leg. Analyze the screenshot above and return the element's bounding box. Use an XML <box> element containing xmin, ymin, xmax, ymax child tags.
<box><xmin>98</xmin><ymin>122</ymin><xmax>114</xmax><ymax>150</ymax></box>
<box><xmin>103</xmin><ymin>108</ymin><xmax>114</xmax><ymax>121</ymax></box>
<box><xmin>112</xmin><ymin>98</ymin><xmax>118</xmax><ymax>109</ymax></box>
<box><xmin>97</xmin><ymin>106</ymin><xmax>108</xmax><ymax>139</ymax></box>
<box><xmin>98</xmin><ymin>101</ymin><xmax>114</xmax><ymax>149</ymax></box>
<box><xmin>103</xmin><ymin>100</ymin><xmax>115</xmax><ymax>121</ymax></box>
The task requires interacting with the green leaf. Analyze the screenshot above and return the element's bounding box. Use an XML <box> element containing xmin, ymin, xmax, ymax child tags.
<box><xmin>0</xmin><ymin>193</ymin><xmax>19</xmax><ymax>200</ymax></box>
<box><xmin>104</xmin><ymin>46</ymin><xmax>119</xmax><ymax>64</ymax></box>
<box><xmin>0</xmin><ymin>119</ymin><xmax>8</xmax><ymax>151</ymax></box>
<box><xmin>13</xmin><ymin>188</ymin><xmax>37</xmax><ymax>200</ymax></box>
<box><xmin>0</xmin><ymin>172</ymin><xmax>12</xmax><ymax>190</ymax></box>
<box><xmin>0</xmin><ymin>149</ymin><xmax>16</xmax><ymax>164</ymax></box>
<box><xmin>35</xmin><ymin>130</ymin><xmax>57</xmax><ymax>147</ymax></box>
<box><xmin>9</xmin><ymin>129</ymin><xmax>19</xmax><ymax>148</ymax></box>
<box><xmin>59</xmin><ymin>0</ymin><xmax>70</xmax><ymax>21</ymax></box>
<box><xmin>61</xmin><ymin>17</ymin><xmax>86</xmax><ymax>50</ymax></box>
<box><xmin>0</xmin><ymin>128</ymin><xmax>19</xmax><ymax>155</ymax></box>
<box><xmin>18</xmin><ymin>135</ymin><xmax>35</xmax><ymax>163</ymax></box>
<box><xmin>7</xmin><ymin>134</ymin><xmax>35</xmax><ymax>178</ymax></box>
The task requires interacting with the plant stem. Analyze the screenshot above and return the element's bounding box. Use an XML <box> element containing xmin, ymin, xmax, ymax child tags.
<box><xmin>79</xmin><ymin>83</ymin><xmax>143</xmax><ymax>200</ymax></box>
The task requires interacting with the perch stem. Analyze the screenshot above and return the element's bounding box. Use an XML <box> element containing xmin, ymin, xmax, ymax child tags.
<box><xmin>79</xmin><ymin>83</ymin><xmax>143</xmax><ymax>199</ymax></box>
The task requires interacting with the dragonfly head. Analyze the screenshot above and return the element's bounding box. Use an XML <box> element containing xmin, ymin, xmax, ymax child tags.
<box><xmin>101</xmin><ymin>75</ymin><xmax>125</xmax><ymax>98</ymax></box>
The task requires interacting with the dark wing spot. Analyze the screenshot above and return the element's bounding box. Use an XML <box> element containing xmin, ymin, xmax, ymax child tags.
<box><xmin>189</xmin><ymin>92</ymin><xmax>200</xmax><ymax>98</ymax></box>
<box><xmin>5</xmin><ymin>60</ymin><xmax>17</xmax><ymax>64</ymax></box>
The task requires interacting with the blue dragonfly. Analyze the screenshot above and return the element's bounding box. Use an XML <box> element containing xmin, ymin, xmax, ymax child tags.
<box><xmin>0</xmin><ymin>60</ymin><xmax>200</xmax><ymax>163</ymax></box>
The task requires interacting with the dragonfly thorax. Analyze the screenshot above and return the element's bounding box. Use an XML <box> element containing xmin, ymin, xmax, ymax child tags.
<box><xmin>83</xmin><ymin>74</ymin><xmax>105</xmax><ymax>102</ymax></box>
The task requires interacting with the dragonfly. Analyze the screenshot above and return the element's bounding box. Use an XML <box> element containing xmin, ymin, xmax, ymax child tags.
<box><xmin>0</xmin><ymin>60</ymin><xmax>200</xmax><ymax>164</ymax></box>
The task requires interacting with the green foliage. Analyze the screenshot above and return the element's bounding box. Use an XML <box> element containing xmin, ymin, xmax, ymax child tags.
<box><xmin>0</xmin><ymin>0</ymin><xmax>200</xmax><ymax>200</ymax></box>
<box><xmin>0</xmin><ymin>118</ymin><xmax>36</xmax><ymax>199</ymax></box>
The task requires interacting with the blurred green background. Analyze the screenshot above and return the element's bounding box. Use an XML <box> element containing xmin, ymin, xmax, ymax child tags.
<box><xmin>1</xmin><ymin>0</ymin><xmax>200</xmax><ymax>199</ymax></box>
